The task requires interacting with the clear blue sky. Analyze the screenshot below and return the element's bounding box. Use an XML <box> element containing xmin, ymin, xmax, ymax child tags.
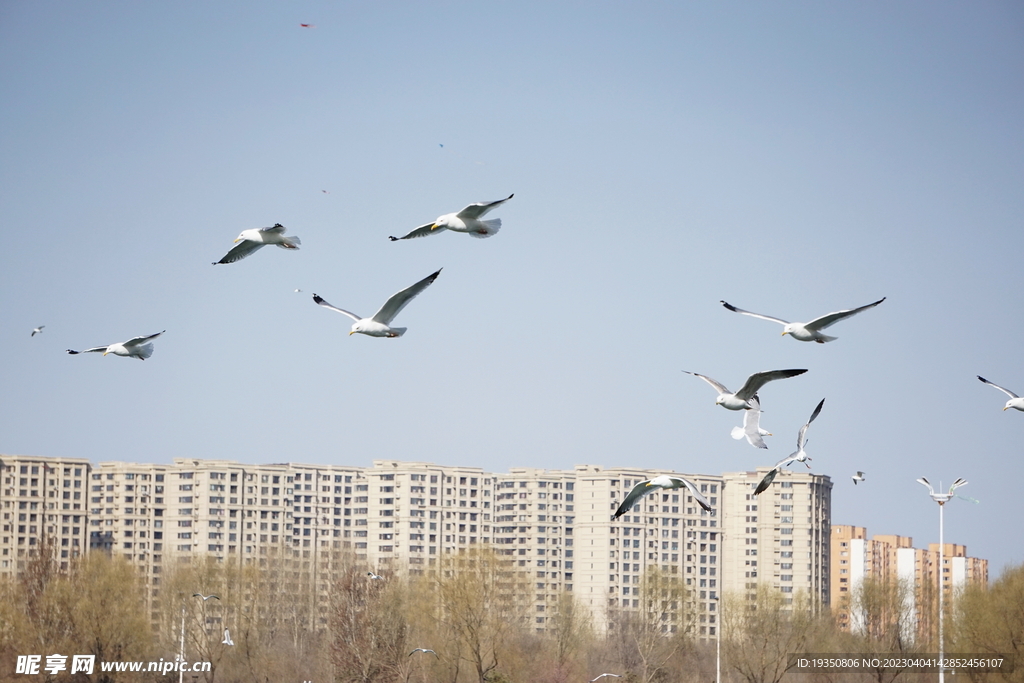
<box><xmin>2</xmin><ymin>1</ymin><xmax>1022</xmax><ymax>576</ymax></box>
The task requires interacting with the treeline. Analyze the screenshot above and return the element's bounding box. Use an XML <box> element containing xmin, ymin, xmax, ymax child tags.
<box><xmin>1</xmin><ymin>548</ymin><xmax>1021</xmax><ymax>683</ymax></box>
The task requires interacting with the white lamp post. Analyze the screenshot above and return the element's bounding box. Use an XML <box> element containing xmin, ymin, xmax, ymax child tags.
<box><xmin>917</xmin><ymin>477</ymin><xmax>967</xmax><ymax>683</ymax></box>
<box><xmin>713</xmin><ymin>594</ymin><xmax>721</xmax><ymax>683</ymax></box>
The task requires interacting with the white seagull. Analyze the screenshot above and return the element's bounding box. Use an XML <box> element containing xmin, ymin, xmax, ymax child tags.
<box><xmin>720</xmin><ymin>297</ymin><xmax>885</xmax><ymax>343</ymax></box>
<box><xmin>852</xmin><ymin>471</ymin><xmax>865</xmax><ymax>485</ymax></box>
<box><xmin>313</xmin><ymin>269</ymin><xmax>441</xmax><ymax>338</ymax></box>
<box><xmin>222</xmin><ymin>628</ymin><xmax>234</xmax><ymax>646</ymax></box>
<box><xmin>409</xmin><ymin>648</ymin><xmax>438</xmax><ymax>657</ymax></box>
<box><xmin>590</xmin><ymin>676</ymin><xmax>623</xmax><ymax>682</ymax></box>
<box><xmin>754</xmin><ymin>398</ymin><xmax>825</xmax><ymax>496</ymax></box>
<box><xmin>389</xmin><ymin>194</ymin><xmax>513</xmax><ymax>240</ymax></box>
<box><xmin>977</xmin><ymin>376</ymin><xmax>1024</xmax><ymax>412</ymax></box>
<box><xmin>684</xmin><ymin>369</ymin><xmax>807</xmax><ymax>411</ymax></box>
<box><xmin>730</xmin><ymin>395</ymin><xmax>772</xmax><ymax>449</ymax></box>
<box><xmin>613</xmin><ymin>475</ymin><xmax>712</xmax><ymax>520</ymax></box>
<box><xmin>193</xmin><ymin>593</ymin><xmax>220</xmax><ymax>601</ymax></box>
<box><xmin>66</xmin><ymin>331</ymin><xmax>165</xmax><ymax>360</ymax></box>
<box><xmin>31</xmin><ymin>326</ymin><xmax>45</xmax><ymax>337</ymax></box>
<box><xmin>213</xmin><ymin>224</ymin><xmax>301</xmax><ymax>264</ymax></box>
<box><xmin>367</xmin><ymin>571</ymin><xmax>384</xmax><ymax>580</ymax></box>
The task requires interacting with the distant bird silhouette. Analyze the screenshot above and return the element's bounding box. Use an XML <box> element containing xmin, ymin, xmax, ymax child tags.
<box><xmin>367</xmin><ymin>571</ymin><xmax>384</xmax><ymax>580</ymax></box>
<box><xmin>222</xmin><ymin>628</ymin><xmax>234</xmax><ymax>646</ymax></box>
<box><xmin>193</xmin><ymin>593</ymin><xmax>220</xmax><ymax>601</ymax></box>
<box><xmin>409</xmin><ymin>648</ymin><xmax>438</xmax><ymax>657</ymax></box>
<box><xmin>31</xmin><ymin>326</ymin><xmax>45</xmax><ymax>337</ymax></box>
<box><xmin>590</xmin><ymin>675</ymin><xmax>623</xmax><ymax>682</ymax></box>
<box><xmin>852</xmin><ymin>471</ymin><xmax>865</xmax><ymax>485</ymax></box>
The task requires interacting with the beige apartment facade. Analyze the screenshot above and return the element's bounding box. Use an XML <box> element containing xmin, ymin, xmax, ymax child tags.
<box><xmin>0</xmin><ymin>454</ymin><xmax>92</xmax><ymax>578</ymax></box>
<box><xmin>5</xmin><ymin>454</ymin><xmax>845</xmax><ymax>641</ymax></box>
<box><xmin>830</xmin><ymin>524</ymin><xmax>987</xmax><ymax>641</ymax></box>
<box><xmin>721</xmin><ymin>468</ymin><xmax>833</xmax><ymax>611</ymax></box>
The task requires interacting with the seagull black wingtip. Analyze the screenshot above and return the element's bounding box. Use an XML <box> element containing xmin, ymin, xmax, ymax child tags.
<box><xmin>388</xmin><ymin>236</ymin><xmax>399</xmax><ymax>241</ymax></box>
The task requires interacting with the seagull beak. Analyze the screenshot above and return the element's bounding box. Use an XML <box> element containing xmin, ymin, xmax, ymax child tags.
<box><xmin>349</xmin><ymin>330</ymin><xmax>356</xmax><ymax>336</ymax></box>
<box><xmin>102</xmin><ymin>351</ymin><xmax>109</xmax><ymax>356</ymax></box>
<box><xmin>233</xmin><ymin>237</ymin><xmax>242</xmax><ymax>243</ymax></box>
<box><xmin>781</xmin><ymin>331</ymin><xmax>789</xmax><ymax>336</ymax></box>
<box><xmin>429</xmin><ymin>223</ymin><xmax>438</xmax><ymax>231</ymax></box>
<box><xmin>1004</xmin><ymin>406</ymin><xmax>1010</xmax><ymax>411</ymax></box>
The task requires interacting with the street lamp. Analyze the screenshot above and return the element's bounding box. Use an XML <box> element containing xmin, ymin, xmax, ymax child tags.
<box><xmin>917</xmin><ymin>477</ymin><xmax>967</xmax><ymax>683</ymax></box>
<box><xmin>712</xmin><ymin>594</ymin><xmax>720</xmax><ymax>683</ymax></box>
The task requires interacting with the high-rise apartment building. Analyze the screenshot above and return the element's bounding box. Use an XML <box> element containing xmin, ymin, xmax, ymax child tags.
<box><xmin>830</xmin><ymin>524</ymin><xmax>987</xmax><ymax>639</ymax></box>
<box><xmin>0</xmin><ymin>454</ymin><xmax>91</xmax><ymax>578</ymax></box>
<box><xmin>721</xmin><ymin>468</ymin><xmax>833</xmax><ymax>610</ymax></box>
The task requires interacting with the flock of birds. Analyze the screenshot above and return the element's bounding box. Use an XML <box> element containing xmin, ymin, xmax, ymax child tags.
<box><xmin>610</xmin><ymin>296</ymin><xmax>1016</xmax><ymax>521</ymax></box>
<box><xmin>51</xmin><ymin>196</ymin><xmax>512</xmax><ymax>355</ymax></box>
<box><xmin>30</xmin><ymin>196</ymin><xmax>1019</xmax><ymax>513</ymax></box>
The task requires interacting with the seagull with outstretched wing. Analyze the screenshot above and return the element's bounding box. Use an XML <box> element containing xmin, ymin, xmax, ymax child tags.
<box><xmin>754</xmin><ymin>399</ymin><xmax>825</xmax><ymax>495</ymax></box>
<box><xmin>390</xmin><ymin>195</ymin><xmax>513</xmax><ymax>240</ymax></box>
<box><xmin>67</xmin><ymin>331</ymin><xmax>165</xmax><ymax>360</ymax></box>
<box><xmin>613</xmin><ymin>475</ymin><xmax>712</xmax><ymax>520</ymax></box>
<box><xmin>313</xmin><ymin>270</ymin><xmax>441</xmax><ymax>338</ymax></box>
<box><xmin>977</xmin><ymin>376</ymin><xmax>1024</xmax><ymax>412</ymax></box>
<box><xmin>720</xmin><ymin>298</ymin><xmax>885</xmax><ymax>343</ymax></box>
<box><xmin>731</xmin><ymin>395</ymin><xmax>771</xmax><ymax>449</ymax></box>
<box><xmin>213</xmin><ymin>224</ymin><xmax>301</xmax><ymax>265</ymax></box>
<box><xmin>684</xmin><ymin>369</ymin><xmax>807</xmax><ymax>411</ymax></box>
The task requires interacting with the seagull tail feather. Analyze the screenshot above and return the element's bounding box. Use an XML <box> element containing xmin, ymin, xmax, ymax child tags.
<box><xmin>469</xmin><ymin>218</ymin><xmax>501</xmax><ymax>238</ymax></box>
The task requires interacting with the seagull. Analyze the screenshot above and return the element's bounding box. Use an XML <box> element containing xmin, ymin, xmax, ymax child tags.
<box><xmin>613</xmin><ymin>475</ymin><xmax>712</xmax><ymax>520</ymax></box>
<box><xmin>754</xmin><ymin>398</ymin><xmax>825</xmax><ymax>495</ymax></box>
<box><xmin>222</xmin><ymin>628</ymin><xmax>234</xmax><ymax>646</ymax></box>
<box><xmin>31</xmin><ymin>326</ymin><xmax>45</xmax><ymax>337</ymax></box>
<box><xmin>192</xmin><ymin>593</ymin><xmax>220</xmax><ymax>601</ymax></box>
<box><xmin>720</xmin><ymin>297</ymin><xmax>885</xmax><ymax>343</ymax></box>
<box><xmin>977</xmin><ymin>376</ymin><xmax>1024</xmax><ymax>412</ymax></box>
<box><xmin>730</xmin><ymin>395</ymin><xmax>771</xmax><ymax>449</ymax></box>
<box><xmin>313</xmin><ymin>269</ymin><xmax>441</xmax><ymax>338</ymax></box>
<box><xmin>852</xmin><ymin>471</ymin><xmax>865</xmax><ymax>485</ymax></box>
<box><xmin>66</xmin><ymin>331</ymin><xmax>165</xmax><ymax>360</ymax></box>
<box><xmin>683</xmin><ymin>369</ymin><xmax>808</xmax><ymax>410</ymax></box>
<box><xmin>590</xmin><ymin>676</ymin><xmax>623</xmax><ymax>682</ymax></box>
<box><xmin>389</xmin><ymin>194</ymin><xmax>513</xmax><ymax>240</ymax></box>
<box><xmin>409</xmin><ymin>648</ymin><xmax>438</xmax><ymax>657</ymax></box>
<box><xmin>213</xmin><ymin>224</ymin><xmax>301</xmax><ymax>265</ymax></box>
<box><xmin>367</xmin><ymin>571</ymin><xmax>384</xmax><ymax>580</ymax></box>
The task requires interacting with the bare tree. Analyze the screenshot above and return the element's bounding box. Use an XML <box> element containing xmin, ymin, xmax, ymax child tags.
<box><xmin>721</xmin><ymin>587</ymin><xmax>822</xmax><ymax>683</ymax></box>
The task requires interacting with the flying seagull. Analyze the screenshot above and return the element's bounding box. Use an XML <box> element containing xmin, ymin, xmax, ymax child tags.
<box><xmin>731</xmin><ymin>395</ymin><xmax>771</xmax><ymax>449</ymax></box>
<box><xmin>213</xmin><ymin>224</ymin><xmax>301</xmax><ymax>265</ymax></box>
<box><xmin>367</xmin><ymin>571</ymin><xmax>384</xmax><ymax>580</ymax></box>
<box><xmin>852</xmin><ymin>471</ymin><xmax>865</xmax><ymax>485</ymax></box>
<box><xmin>409</xmin><ymin>649</ymin><xmax>438</xmax><ymax>657</ymax></box>
<box><xmin>683</xmin><ymin>369</ymin><xmax>807</xmax><ymax>410</ymax></box>
<box><xmin>590</xmin><ymin>676</ymin><xmax>623</xmax><ymax>682</ymax></box>
<box><xmin>313</xmin><ymin>269</ymin><xmax>441</xmax><ymax>338</ymax></box>
<box><xmin>389</xmin><ymin>194</ymin><xmax>513</xmax><ymax>240</ymax></box>
<box><xmin>31</xmin><ymin>326</ymin><xmax>45</xmax><ymax>337</ymax></box>
<box><xmin>720</xmin><ymin>297</ymin><xmax>885</xmax><ymax>343</ymax></box>
<box><xmin>754</xmin><ymin>398</ymin><xmax>825</xmax><ymax>495</ymax></box>
<box><xmin>192</xmin><ymin>593</ymin><xmax>220</xmax><ymax>601</ymax></box>
<box><xmin>977</xmin><ymin>376</ymin><xmax>1024</xmax><ymax>412</ymax></box>
<box><xmin>222</xmin><ymin>629</ymin><xmax>234</xmax><ymax>646</ymax></box>
<box><xmin>66</xmin><ymin>331</ymin><xmax>165</xmax><ymax>360</ymax></box>
<box><xmin>613</xmin><ymin>475</ymin><xmax>712</xmax><ymax>520</ymax></box>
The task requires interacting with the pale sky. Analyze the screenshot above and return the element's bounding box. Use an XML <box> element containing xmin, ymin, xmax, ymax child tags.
<box><xmin>2</xmin><ymin>1</ymin><xmax>1022</xmax><ymax>576</ymax></box>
